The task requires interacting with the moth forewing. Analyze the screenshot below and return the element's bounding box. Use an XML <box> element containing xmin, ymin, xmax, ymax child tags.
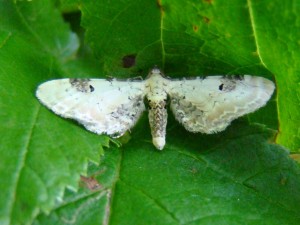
<box><xmin>36</xmin><ymin>68</ymin><xmax>275</xmax><ymax>150</ymax></box>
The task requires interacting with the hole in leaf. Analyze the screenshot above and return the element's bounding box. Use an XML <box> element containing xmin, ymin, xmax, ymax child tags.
<box><xmin>122</xmin><ymin>54</ymin><xmax>136</xmax><ymax>68</ymax></box>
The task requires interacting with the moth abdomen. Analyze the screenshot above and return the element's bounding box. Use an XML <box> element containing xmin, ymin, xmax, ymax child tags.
<box><xmin>148</xmin><ymin>100</ymin><xmax>168</xmax><ymax>150</ymax></box>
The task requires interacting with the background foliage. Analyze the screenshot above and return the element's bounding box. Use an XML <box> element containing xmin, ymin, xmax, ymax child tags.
<box><xmin>0</xmin><ymin>0</ymin><xmax>299</xmax><ymax>224</ymax></box>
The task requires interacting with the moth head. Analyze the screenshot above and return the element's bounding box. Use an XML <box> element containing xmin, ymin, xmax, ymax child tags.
<box><xmin>151</xmin><ymin>66</ymin><xmax>161</xmax><ymax>74</ymax></box>
<box><xmin>147</xmin><ymin>66</ymin><xmax>165</xmax><ymax>78</ymax></box>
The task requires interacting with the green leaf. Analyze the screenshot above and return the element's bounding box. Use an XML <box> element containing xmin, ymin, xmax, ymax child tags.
<box><xmin>0</xmin><ymin>1</ymin><xmax>109</xmax><ymax>225</ymax></box>
<box><xmin>34</xmin><ymin>121</ymin><xmax>300</xmax><ymax>225</ymax></box>
<box><xmin>1</xmin><ymin>0</ymin><xmax>300</xmax><ymax>225</ymax></box>
<box><xmin>246</xmin><ymin>1</ymin><xmax>300</xmax><ymax>151</ymax></box>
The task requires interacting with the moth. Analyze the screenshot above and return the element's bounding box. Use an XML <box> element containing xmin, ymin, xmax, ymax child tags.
<box><xmin>36</xmin><ymin>67</ymin><xmax>275</xmax><ymax>150</ymax></box>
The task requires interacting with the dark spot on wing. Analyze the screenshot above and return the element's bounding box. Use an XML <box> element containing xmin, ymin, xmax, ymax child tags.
<box><xmin>235</xmin><ymin>75</ymin><xmax>244</xmax><ymax>80</ymax></box>
<box><xmin>220</xmin><ymin>77</ymin><xmax>239</xmax><ymax>92</ymax></box>
<box><xmin>170</xmin><ymin>76</ymin><xmax>205</xmax><ymax>81</ymax></box>
<box><xmin>219</xmin><ymin>83</ymin><xmax>224</xmax><ymax>91</ymax></box>
<box><xmin>70</xmin><ymin>78</ymin><xmax>92</xmax><ymax>93</ymax></box>
<box><xmin>122</xmin><ymin>54</ymin><xmax>136</xmax><ymax>68</ymax></box>
<box><xmin>106</xmin><ymin>76</ymin><xmax>115</xmax><ymax>82</ymax></box>
<box><xmin>185</xmin><ymin>76</ymin><xmax>198</xmax><ymax>80</ymax></box>
<box><xmin>223</xmin><ymin>75</ymin><xmax>244</xmax><ymax>80</ymax></box>
<box><xmin>89</xmin><ymin>85</ymin><xmax>95</xmax><ymax>92</ymax></box>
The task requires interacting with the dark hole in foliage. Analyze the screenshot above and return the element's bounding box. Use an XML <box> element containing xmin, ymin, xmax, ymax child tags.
<box><xmin>122</xmin><ymin>54</ymin><xmax>136</xmax><ymax>68</ymax></box>
<box><xmin>63</xmin><ymin>11</ymin><xmax>87</xmax><ymax>56</ymax></box>
<box><xmin>62</xmin><ymin>11</ymin><xmax>82</xmax><ymax>33</ymax></box>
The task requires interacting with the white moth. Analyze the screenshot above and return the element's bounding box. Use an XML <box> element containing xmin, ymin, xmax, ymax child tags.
<box><xmin>36</xmin><ymin>67</ymin><xmax>275</xmax><ymax>150</ymax></box>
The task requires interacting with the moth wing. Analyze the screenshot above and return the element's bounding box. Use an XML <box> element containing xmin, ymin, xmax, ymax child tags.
<box><xmin>36</xmin><ymin>78</ymin><xmax>146</xmax><ymax>137</ymax></box>
<box><xmin>167</xmin><ymin>75</ymin><xmax>275</xmax><ymax>134</ymax></box>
